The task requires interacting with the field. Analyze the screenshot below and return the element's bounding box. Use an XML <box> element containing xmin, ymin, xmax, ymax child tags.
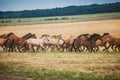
<box><xmin>0</xmin><ymin>12</ymin><xmax>120</xmax><ymax>26</ymax></box>
<box><xmin>0</xmin><ymin>52</ymin><xmax>120</xmax><ymax>80</ymax></box>
<box><xmin>0</xmin><ymin>13</ymin><xmax>120</xmax><ymax>79</ymax></box>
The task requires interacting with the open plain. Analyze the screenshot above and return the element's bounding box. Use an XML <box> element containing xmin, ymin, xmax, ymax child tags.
<box><xmin>0</xmin><ymin>19</ymin><xmax>120</xmax><ymax>80</ymax></box>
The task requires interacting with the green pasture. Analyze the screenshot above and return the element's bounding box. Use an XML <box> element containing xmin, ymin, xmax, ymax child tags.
<box><xmin>0</xmin><ymin>12</ymin><xmax>120</xmax><ymax>26</ymax></box>
<box><xmin>0</xmin><ymin>52</ymin><xmax>120</xmax><ymax>80</ymax></box>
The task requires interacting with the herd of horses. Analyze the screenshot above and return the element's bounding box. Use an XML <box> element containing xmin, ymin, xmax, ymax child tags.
<box><xmin>0</xmin><ymin>32</ymin><xmax>120</xmax><ymax>53</ymax></box>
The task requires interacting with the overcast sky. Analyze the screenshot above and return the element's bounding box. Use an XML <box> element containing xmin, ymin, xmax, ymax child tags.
<box><xmin>0</xmin><ymin>0</ymin><xmax>120</xmax><ymax>11</ymax></box>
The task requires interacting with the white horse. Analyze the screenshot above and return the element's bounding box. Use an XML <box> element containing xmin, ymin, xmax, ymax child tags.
<box><xmin>25</xmin><ymin>38</ymin><xmax>47</xmax><ymax>52</ymax></box>
<box><xmin>46</xmin><ymin>35</ymin><xmax>65</xmax><ymax>51</ymax></box>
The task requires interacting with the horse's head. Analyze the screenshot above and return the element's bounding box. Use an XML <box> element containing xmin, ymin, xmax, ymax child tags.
<box><xmin>31</xmin><ymin>34</ymin><xmax>37</xmax><ymax>39</ymax></box>
<box><xmin>102</xmin><ymin>33</ymin><xmax>113</xmax><ymax>42</ymax></box>
<box><xmin>22</xmin><ymin>33</ymin><xmax>32</xmax><ymax>39</ymax></box>
<box><xmin>6</xmin><ymin>32</ymin><xmax>14</xmax><ymax>37</ymax></box>
<box><xmin>0</xmin><ymin>33</ymin><xmax>7</xmax><ymax>38</ymax></box>
<box><xmin>57</xmin><ymin>34</ymin><xmax>62</xmax><ymax>39</ymax></box>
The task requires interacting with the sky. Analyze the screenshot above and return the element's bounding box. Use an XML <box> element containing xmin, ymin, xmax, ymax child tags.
<box><xmin>0</xmin><ymin>0</ymin><xmax>120</xmax><ymax>11</ymax></box>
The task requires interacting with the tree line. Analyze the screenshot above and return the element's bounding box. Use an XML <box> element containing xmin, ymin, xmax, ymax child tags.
<box><xmin>0</xmin><ymin>2</ymin><xmax>120</xmax><ymax>19</ymax></box>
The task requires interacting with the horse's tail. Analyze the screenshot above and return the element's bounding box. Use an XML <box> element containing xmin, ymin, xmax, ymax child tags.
<box><xmin>70</xmin><ymin>39</ymin><xmax>76</xmax><ymax>52</ymax></box>
<box><xmin>22</xmin><ymin>40</ymin><xmax>27</xmax><ymax>48</ymax></box>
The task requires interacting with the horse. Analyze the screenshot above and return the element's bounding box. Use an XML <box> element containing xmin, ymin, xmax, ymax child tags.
<box><xmin>0</xmin><ymin>34</ymin><xmax>8</xmax><ymax>51</ymax></box>
<box><xmin>13</xmin><ymin>33</ymin><xmax>37</xmax><ymax>52</ymax></box>
<box><xmin>101</xmin><ymin>33</ymin><xmax>120</xmax><ymax>52</ymax></box>
<box><xmin>95</xmin><ymin>33</ymin><xmax>111</xmax><ymax>52</ymax></box>
<box><xmin>39</xmin><ymin>34</ymin><xmax>52</xmax><ymax>51</ymax></box>
<box><xmin>0</xmin><ymin>33</ymin><xmax>7</xmax><ymax>38</ymax></box>
<box><xmin>46</xmin><ymin>34</ymin><xmax>64</xmax><ymax>52</ymax></box>
<box><xmin>0</xmin><ymin>38</ymin><xmax>8</xmax><ymax>51</ymax></box>
<box><xmin>70</xmin><ymin>33</ymin><xmax>91</xmax><ymax>52</ymax></box>
<box><xmin>24</xmin><ymin>37</ymin><xmax>48</xmax><ymax>52</ymax></box>
<box><xmin>82</xmin><ymin>33</ymin><xmax>101</xmax><ymax>52</ymax></box>
<box><xmin>5</xmin><ymin>32</ymin><xmax>18</xmax><ymax>52</ymax></box>
<box><xmin>62</xmin><ymin>36</ymin><xmax>76</xmax><ymax>52</ymax></box>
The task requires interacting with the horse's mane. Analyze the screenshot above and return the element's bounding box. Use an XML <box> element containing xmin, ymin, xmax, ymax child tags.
<box><xmin>77</xmin><ymin>33</ymin><xmax>90</xmax><ymax>38</ymax></box>
<box><xmin>102</xmin><ymin>33</ymin><xmax>110</xmax><ymax>37</ymax></box>
<box><xmin>88</xmin><ymin>33</ymin><xmax>100</xmax><ymax>41</ymax></box>
<box><xmin>6</xmin><ymin>32</ymin><xmax>14</xmax><ymax>38</ymax></box>
<box><xmin>22</xmin><ymin>33</ymin><xmax>32</xmax><ymax>38</ymax></box>
<box><xmin>0</xmin><ymin>34</ymin><xmax>7</xmax><ymax>38</ymax></box>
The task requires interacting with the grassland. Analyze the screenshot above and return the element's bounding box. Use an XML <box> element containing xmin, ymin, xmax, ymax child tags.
<box><xmin>0</xmin><ymin>12</ymin><xmax>120</xmax><ymax>26</ymax></box>
<box><xmin>0</xmin><ymin>12</ymin><xmax>120</xmax><ymax>79</ymax></box>
<box><xmin>0</xmin><ymin>52</ymin><xmax>120</xmax><ymax>80</ymax></box>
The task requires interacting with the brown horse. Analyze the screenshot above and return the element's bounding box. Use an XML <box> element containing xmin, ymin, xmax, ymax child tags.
<box><xmin>14</xmin><ymin>33</ymin><xmax>37</xmax><ymax>52</ymax></box>
<box><xmin>0</xmin><ymin>34</ymin><xmax>9</xmax><ymax>51</ymax></box>
<box><xmin>70</xmin><ymin>34</ymin><xmax>91</xmax><ymax>52</ymax></box>
<box><xmin>95</xmin><ymin>33</ymin><xmax>111</xmax><ymax>52</ymax></box>
<box><xmin>5</xmin><ymin>32</ymin><xmax>18</xmax><ymax>52</ymax></box>
<box><xmin>0</xmin><ymin>38</ymin><xmax>8</xmax><ymax>51</ymax></box>
<box><xmin>83</xmin><ymin>33</ymin><xmax>101</xmax><ymax>52</ymax></box>
<box><xmin>101</xmin><ymin>33</ymin><xmax>120</xmax><ymax>52</ymax></box>
<box><xmin>62</xmin><ymin>36</ymin><xmax>76</xmax><ymax>52</ymax></box>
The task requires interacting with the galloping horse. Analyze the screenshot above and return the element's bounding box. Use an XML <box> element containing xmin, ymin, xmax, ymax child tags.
<box><xmin>5</xmin><ymin>32</ymin><xmax>18</xmax><ymax>52</ymax></box>
<box><xmin>103</xmin><ymin>33</ymin><xmax>120</xmax><ymax>52</ymax></box>
<box><xmin>0</xmin><ymin>34</ymin><xmax>8</xmax><ymax>51</ymax></box>
<box><xmin>82</xmin><ymin>33</ymin><xmax>101</xmax><ymax>52</ymax></box>
<box><xmin>14</xmin><ymin>33</ymin><xmax>36</xmax><ymax>52</ymax></box>
<box><xmin>24</xmin><ymin>36</ymin><xmax>48</xmax><ymax>52</ymax></box>
<box><xmin>62</xmin><ymin>36</ymin><xmax>76</xmax><ymax>52</ymax></box>
<box><xmin>95</xmin><ymin>33</ymin><xmax>112</xmax><ymax>52</ymax></box>
<box><xmin>70</xmin><ymin>33</ymin><xmax>91</xmax><ymax>52</ymax></box>
<box><xmin>46</xmin><ymin>34</ymin><xmax>64</xmax><ymax>51</ymax></box>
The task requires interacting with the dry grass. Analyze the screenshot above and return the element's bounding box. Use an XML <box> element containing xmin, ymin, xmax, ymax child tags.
<box><xmin>0</xmin><ymin>52</ymin><xmax>120</xmax><ymax>77</ymax></box>
<box><xmin>0</xmin><ymin>19</ymin><xmax>120</xmax><ymax>38</ymax></box>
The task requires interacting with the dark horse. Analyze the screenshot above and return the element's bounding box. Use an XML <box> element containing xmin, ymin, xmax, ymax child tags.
<box><xmin>0</xmin><ymin>34</ymin><xmax>8</xmax><ymax>51</ymax></box>
<box><xmin>71</xmin><ymin>33</ymin><xmax>101</xmax><ymax>53</ymax></box>
<box><xmin>83</xmin><ymin>33</ymin><xmax>101</xmax><ymax>52</ymax></box>
<box><xmin>5</xmin><ymin>32</ymin><xmax>18</xmax><ymax>52</ymax></box>
<box><xmin>70</xmin><ymin>33</ymin><xmax>91</xmax><ymax>52</ymax></box>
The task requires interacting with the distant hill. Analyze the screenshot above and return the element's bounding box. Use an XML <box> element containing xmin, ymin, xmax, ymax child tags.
<box><xmin>0</xmin><ymin>2</ymin><xmax>120</xmax><ymax>19</ymax></box>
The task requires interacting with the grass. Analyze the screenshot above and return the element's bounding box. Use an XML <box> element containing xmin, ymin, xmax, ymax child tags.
<box><xmin>0</xmin><ymin>12</ymin><xmax>120</xmax><ymax>26</ymax></box>
<box><xmin>0</xmin><ymin>62</ymin><xmax>120</xmax><ymax>80</ymax></box>
<box><xmin>0</xmin><ymin>52</ymin><xmax>120</xmax><ymax>80</ymax></box>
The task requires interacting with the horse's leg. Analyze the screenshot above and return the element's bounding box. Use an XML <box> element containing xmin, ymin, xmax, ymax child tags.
<box><xmin>103</xmin><ymin>44</ymin><xmax>108</xmax><ymax>52</ymax></box>
<box><xmin>36</xmin><ymin>46</ymin><xmax>40</xmax><ymax>52</ymax></box>
<box><xmin>111</xmin><ymin>44</ymin><xmax>115</xmax><ymax>51</ymax></box>
<box><xmin>50</xmin><ymin>45</ymin><xmax>54</xmax><ymax>52</ymax></box>
<box><xmin>15</xmin><ymin>45</ymin><xmax>21</xmax><ymax>52</ymax></box>
<box><xmin>1</xmin><ymin>46</ymin><xmax>6</xmax><ymax>52</ymax></box>
<box><xmin>106</xmin><ymin>44</ymin><xmax>112</xmax><ymax>52</ymax></box>
<box><xmin>95</xmin><ymin>46</ymin><xmax>99</xmax><ymax>52</ymax></box>
<box><xmin>56</xmin><ymin>45</ymin><xmax>61</xmax><ymax>52</ymax></box>
<box><xmin>31</xmin><ymin>45</ymin><xmax>35</xmax><ymax>53</ymax></box>
<box><xmin>114</xmin><ymin>46</ymin><xmax>118</xmax><ymax>52</ymax></box>
<box><xmin>89</xmin><ymin>47</ymin><xmax>92</xmax><ymax>53</ymax></box>
<box><xmin>118</xmin><ymin>47</ymin><xmax>120</xmax><ymax>52</ymax></box>
<box><xmin>40</xmin><ymin>44</ymin><xmax>45</xmax><ymax>51</ymax></box>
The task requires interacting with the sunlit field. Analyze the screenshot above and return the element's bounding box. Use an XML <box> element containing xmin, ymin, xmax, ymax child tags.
<box><xmin>0</xmin><ymin>13</ymin><xmax>120</xmax><ymax>79</ymax></box>
<box><xmin>0</xmin><ymin>52</ymin><xmax>120</xmax><ymax>80</ymax></box>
